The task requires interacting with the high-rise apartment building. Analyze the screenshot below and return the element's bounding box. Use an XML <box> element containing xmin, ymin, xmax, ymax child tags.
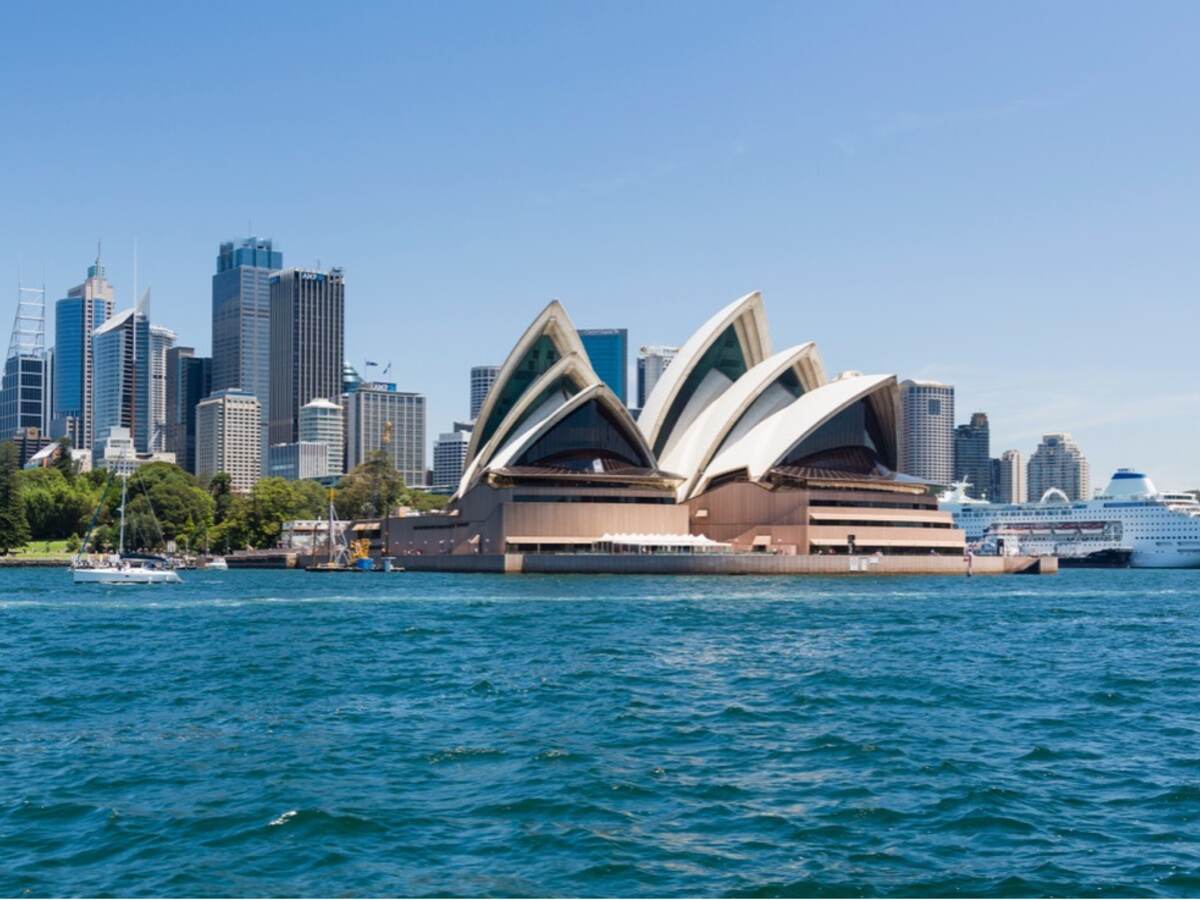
<box><xmin>470</xmin><ymin>365</ymin><xmax>499</xmax><ymax>420</ymax></box>
<box><xmin>344</xmin><ymin>383</ymin><xmax>425</xmax><ymax>487</ymax></box>
<box><xmin>0</xmin><ymin>285</ymin><xmax>49</xmax><ymax>437</ymax></box>
<box><xmin>212</xmin><ymin>237</ymin><xmax>282</xmax><ymax>455</ymax></box>
<box><xmin>268</xmin><ymin>268</ymin><xmax>344</xmax><ymax>447</ymax></box>
<box><xmin>196</xmin><ymin>389</ymin><xmax>261</xmax><ymax>493</ymax></box>
<box><xmin>579</xmin><ymin>329</ymin><xmax>628</xmax><ymax>405</ymax></box>
<box><xmin>165</xmin><ymin>347</ymin><xmax>211</xmax><ymax>474</ymax></box>
<box><xmin>992</xmin><ymin>449</ymin><xmax>1025</xmax><ymax>504</ymax></box>
<box><xmin>899</xmin><ymin>380</ymin><xmax>955</xmax><ymax>483</ymax></box>
<box><xmin>432</xmin><ymin>428</ymin><xmax>471</xmax><ymax>493</ymax></box>
<box><xmin>298</xmin><ymin>398</ymin><xmax>344</xmax><ymax>475</ymax></box>
<box><xmin>54</xmin><ymin>254</ymin><xmax>115</xmax><ymax>447</ymax></box>
<box><xmin>92</xmin><ymin>307</ymin><xmax>151</xmax><ymax>452</ymax></box>
<box><xmin>954</xmin><ymin>412</ymin><xmax>991</xmax><ymax>498</ymax></box>
<box><xmin>148</xmin><ymin>324</ymin><xmax>176</xmax><ymax>451</ymax></box>
<box><xmin>636</xmin><ymin>345</ymin><xmax>678</xmax><ymax>409</ymax></box>
<box><xmin>1027</xmin><ymin>433</ymin><xmax>1090</xmax><ymax>502</ymax></box>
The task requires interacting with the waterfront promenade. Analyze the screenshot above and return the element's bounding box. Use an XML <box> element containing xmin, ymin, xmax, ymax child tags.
<box><xmin>399</xmin><ymin>551</ymin><xmax>1057</xmax><ymax>576</ymax></box>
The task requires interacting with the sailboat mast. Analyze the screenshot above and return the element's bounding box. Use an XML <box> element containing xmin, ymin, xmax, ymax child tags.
<box><xmin>118</xmin><ymin>475</ymin><xmax>128</xmax><ymax>556</ymax></box>
<box><xmin>328</xmin><ymin>490</ymin><xmax>335</xmax><ymax>565</ymax></box>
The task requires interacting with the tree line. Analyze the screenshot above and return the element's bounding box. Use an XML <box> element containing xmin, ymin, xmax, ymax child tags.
<box><xmin>0</xmin><ymin>440</ymin><xmax>447</xmax><ymax>555</ymax></box>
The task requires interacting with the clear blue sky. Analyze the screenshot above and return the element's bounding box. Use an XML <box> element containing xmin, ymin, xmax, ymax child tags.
<box><xmin>3</xmin><ymin>1</ymin><xmax>1197</xmax><ymax>487</ymax></box>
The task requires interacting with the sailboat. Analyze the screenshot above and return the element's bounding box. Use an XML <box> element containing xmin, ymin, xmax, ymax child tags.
<box><xmin>306</xmin><ymin>490</ymin><xmax>350</xmax><ymax>572</ymax></box>
<box><xmin>72</xmin><ymin>473</ymin><xmax>182</xmax><ymax>585</ymax></box>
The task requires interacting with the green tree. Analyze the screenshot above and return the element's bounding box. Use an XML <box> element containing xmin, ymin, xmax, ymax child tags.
<box><xmin>207</xmin><ymin>471</ymin><xmax>235</xmax><ymax>525</ymax></box>
<box><xmin>209</xmin><ymin>478</ymin><xmax>326</xmax><ymax>551</ymax></box>
<box><xmin>335</xmin><ymin>451</ymin><xmax>406</xmax><ymax>519</ymax></box>
<box><xmin>0</xmin><ymin>442</ymin><xmax>31</xmax><ymax>553</ymax></box>
<box><xmin>405</xmin><ymin>489</ymin><xmax>449</xmax><ymax>513</ymax></box>
<box><xmin>109</xmin><ymin>463</ymin><xmax>214</xmax><ymax>551</ymax></box>
<box><xmin>335</xmin><ymin>451</ymin><xmax>448</xmax><ymax>518</ymax></box>
<box><xmin>19</xmin><ymin>467</ymin><xmax>99</xmax><ymax>540</ymax></box>
<box><xmin>51</xmin><ymin>437</ymin><xmax>76</xmax><ymax>484</ymax></box>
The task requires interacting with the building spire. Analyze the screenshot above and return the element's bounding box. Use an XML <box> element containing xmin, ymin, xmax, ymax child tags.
<box><xmin>88</xmin><ymin>239</ymin><xmax>106</xmax><ymax>281</ymax></box>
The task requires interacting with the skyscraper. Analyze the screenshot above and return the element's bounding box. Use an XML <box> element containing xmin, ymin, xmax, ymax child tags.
<box><xmin>211</xmin><ymin>237</ymin><xmax>282</xmax><ymax>454</ymax></box>
<box><xmin>42</xmin><ymin>347</ymin><xmax>54</xmax><ymax>434</ymax></box>
<box><xmin>1028</xmin><ymin>433</ymin><xmax>1090</xmax><ymax>501</ymax></box>
<box><xmin>344</xmin><ymin>382</ymin><xmax>425</xmax><ymax>487</ymax></box>
<box><xmin>0</xmin><ymin>284</ymin><xmax>49</xmax><ymax>437</ymax></box>
<box><xmin>636</xmin><ymin>345</ymin><xmax>677</xmax><ymax>409</ymax></box>
<box><xmin>92</xmin><ymin>306</ymin><xmax>151</xmax><ymax>452</ymax></box>
<box><xmin>953</xmin><ymin>412</ymin><xmax>991</xmax><ymax>498</ymax></box>
<box><xmin>54</xmin><ymin>254</ymin><xmax>115</xmax><ymax>447</ymax></box>
<box><xmin>992</xmin><ymin>449</ymin><xmax>1025</xmax><ymax>504</ymax></box>
<box><xmin>196</xmin><ymin>389</ymin><xmax>261</xmax><ymax>493</ymax></box>
<box><xmin>899</xmin><ymin>380</ymin><xmax>955</xmax><ymax>483</ymax></box>
<box><xmin>299</xmin><ymin>397</ymin><xmax>344</xmax><ymax>475</ymax></box>
<box><xmin>432</xmin><ymin>428</ymin><xmax>471</xmax><ymax>493</ymax></box>
<box><xmin>579</xmin><ymin>329</ymin><xmax>628</xmax><ymax>405</ymax></box>
<box><xmin>268</xmin><ymin>268</ymin><xmax>345</xmax><ymax>446</ymax></box>
<box><xmin>470</xmin><ymin>365</ymin><xmax>499</xmax><ymax>420</ymax></box>
<box><xmin>148</xmin><ymin>324</ymin><xmax>176</xmax><ymax>451</ymax></box>
<box><xmin>165</xmin><ymin>347</ymin><xmax>211</xmax><ymax>474</ymax></box>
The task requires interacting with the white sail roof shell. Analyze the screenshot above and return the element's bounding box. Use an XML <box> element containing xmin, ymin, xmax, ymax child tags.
<box><xmin>658</xmin><ymin>342</ymin><xmax>827</xmax><ymax>501</ymax></box>
<box><xmin>696</xmin><ymin>373</ymin><xmax>896</xmax><ymax>495</ymax></box>
<box><xmin>486</xmin><ymin>382</ymin><xmax>655</xmax><ymax>473</ymax></box>
<box><xmin>466</xmin><ymin>300</ymin><xmax>589</xmax><ymax>468</ymax></box>
<box><xmin>638</xmin><ymin>291</ymin><xmax>771</xmax><ymax>456</ymax></box>
<box><xmin>455</xmin><ymin>351</ymin><xmax>600</xmax><ymax>498</ymax></box>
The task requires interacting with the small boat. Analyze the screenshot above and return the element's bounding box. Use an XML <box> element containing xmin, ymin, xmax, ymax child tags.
<box><xmin>72</xmin><ymin>472</ymin><xmax>183</xmax><ymax>585</ymax></box>
<box><xmin>204</xmin><ymin>556</ymin><xmax>229</xmax><ymax>570</ymax></box>
<box><xmin>305</xmin><ymin>490</ymin><xmax>352</xmax><ymax>572</ymax></box>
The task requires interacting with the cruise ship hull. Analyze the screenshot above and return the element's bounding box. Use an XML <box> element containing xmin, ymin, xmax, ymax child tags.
<box><xmin>1131</xmin><ymin>550</ymin><xmax>1200</xmax><ymax>569</ymax></box>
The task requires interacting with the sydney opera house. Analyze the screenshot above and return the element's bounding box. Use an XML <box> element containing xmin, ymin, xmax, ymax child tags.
<box><xmin>387</xmin><ymin>292</ymin><xmax>966</xmax><ymax>560</ymax></box>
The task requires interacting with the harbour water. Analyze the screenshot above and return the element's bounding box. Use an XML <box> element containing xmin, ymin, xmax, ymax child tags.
<box><xmin>2</xmin><ymin>568</ymin><xmax>1199</xmax><ymax>897</ymax></box>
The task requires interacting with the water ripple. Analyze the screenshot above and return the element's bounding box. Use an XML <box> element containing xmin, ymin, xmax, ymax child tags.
<box><xmin>1</xmin><ymin>568</ymin><xmax>1199</xmax><ymax>896</ymax></box>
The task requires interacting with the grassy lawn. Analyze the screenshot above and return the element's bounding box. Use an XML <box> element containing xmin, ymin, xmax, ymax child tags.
<box><xmin>9</xmin><ymin>539</ymin><xmax>74</xmax><ymax>559</ymax></box>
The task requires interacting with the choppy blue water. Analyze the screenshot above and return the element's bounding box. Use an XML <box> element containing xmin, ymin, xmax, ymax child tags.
<box><xmin>2</xmin><ymin>568</ymin><xmax>1199</xmax><ymax>897</ymax></box>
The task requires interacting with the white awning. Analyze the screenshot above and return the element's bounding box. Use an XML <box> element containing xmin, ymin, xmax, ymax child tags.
<box><xmin>598</xmin><ymin>533</ymin><xmax>732</xmax><ymax>549</ymax></box>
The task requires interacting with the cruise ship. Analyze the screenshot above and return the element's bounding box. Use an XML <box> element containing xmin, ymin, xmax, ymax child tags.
<box><xmin>939</xmin><ymin>470</ymin><xmax>1200</xmax><ymax>568</ymax></box>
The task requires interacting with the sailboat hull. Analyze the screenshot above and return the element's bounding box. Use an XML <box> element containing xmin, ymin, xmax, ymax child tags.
<box><xmin>73</xmin><ymin>568</ymin><xmax>182</xmax><ymax>584</ymax></box>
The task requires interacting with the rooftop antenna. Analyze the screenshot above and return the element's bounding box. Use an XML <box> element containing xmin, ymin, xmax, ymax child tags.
<box><xmin>133</xmin><ymin>237</ymin><xmax>138</xmax><ymax>310</ymax></box>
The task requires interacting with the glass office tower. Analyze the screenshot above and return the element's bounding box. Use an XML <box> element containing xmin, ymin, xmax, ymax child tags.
<box><xmin>53</xmin><ymin>256</ymin><xmax>115</xmax><ymax>447</ymax></box>
<box><xmin>212</xmin><ymin>237</ymin><xmax>282</xmax><ymax>456</ymax></box>
<box><xmin>92</xmin><ymin>309</ymin><xmax>151</xmax><ymax>452</ymax></box>
<box><xmin>579</xmin><ymin>328</ymin><xmax>629</xmax><ymax>405</ymax></box>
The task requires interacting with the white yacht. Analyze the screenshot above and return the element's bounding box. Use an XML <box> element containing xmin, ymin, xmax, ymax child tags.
<box><xmin>940</xmin><ymin>469</ymin><xmax>1200</xmax><ymax>568</ymax></box>
<box><xmin>72</xmin><ymin>474</ymin><xmax>182</xmax><ymax>585</ymax></box>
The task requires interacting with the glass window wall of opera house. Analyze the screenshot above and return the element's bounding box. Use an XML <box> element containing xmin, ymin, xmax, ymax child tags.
<box><xmin>386</xmin><ymin>293</ymin><xmax>964</xmax><ymax>557</ymax></box>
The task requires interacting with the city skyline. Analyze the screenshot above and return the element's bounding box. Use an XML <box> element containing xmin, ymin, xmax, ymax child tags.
<box><xmin>2</xmin><ymin>3</ymin><xmax>1198</xmax><ymax>487</ymax></box>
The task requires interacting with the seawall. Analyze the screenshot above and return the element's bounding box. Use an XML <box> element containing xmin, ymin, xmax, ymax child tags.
<box><xmin>399</xmin><ymin>553</ymin><xmax>1057</xmax><ymax>576</ymax></box>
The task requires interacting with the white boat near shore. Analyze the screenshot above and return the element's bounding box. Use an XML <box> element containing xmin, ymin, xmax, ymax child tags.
<box><xmin>71</xmin><ymin>472</ymin><xmax>183</xmax><ymax>585</ymax></box>
<box><xmin>73</xmin><ymin>559</ymin><xmax>182</xmax><ymax>584</ymax></box>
